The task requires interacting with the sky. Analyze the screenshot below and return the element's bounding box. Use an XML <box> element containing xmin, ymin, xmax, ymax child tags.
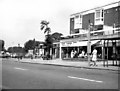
<box><xmin>0</xmin><ymin>0</ymin><xmax>119</xmax><ymax>49</ymax></box>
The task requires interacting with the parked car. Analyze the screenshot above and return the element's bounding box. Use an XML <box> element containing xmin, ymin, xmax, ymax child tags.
<box><xmin>1</xmin><ymin>52</ymin><xmax>11</xmax><ymax>58</ymax></box>
<box><xmin>11</xmin><ymin>53</ymin><xmax>23</xmax><ymax>59</ymax></box>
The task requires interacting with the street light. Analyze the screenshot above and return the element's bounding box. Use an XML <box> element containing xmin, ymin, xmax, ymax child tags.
<box><xmin>18</xmin><ymin>43</ymin><xmax>20</xmax><ymax>61</ymax></box>
<box><xmin>12</xmin><ymin>42</ymin><xmax>14</xmax><ymax>58</ymax></box>
<box><xmin>87</xmin><ymin>23</ymin><xmax>93</xmax><ymax>66</ymax></box>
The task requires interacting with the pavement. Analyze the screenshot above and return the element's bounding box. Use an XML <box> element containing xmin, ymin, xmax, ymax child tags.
<box><xmin>10</xmin><ymin>58</ymin><xmax>119</xmax><ymax>71</ymax></box>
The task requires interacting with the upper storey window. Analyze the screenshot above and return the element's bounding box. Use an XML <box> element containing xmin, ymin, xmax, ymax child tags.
<box><xmin>95</xmin><ymin>9</ymin><xmax>104</xmax><ymax>25</ymax></box>
<box><xmin>74</xmin><ymin>14</ymin><xmax>82</xmax><ymax>29</ymax></box>
<box><xmin>96</xmin><ymin>10</ymin><xmax>100</xmax><ymax>18</ymax></box>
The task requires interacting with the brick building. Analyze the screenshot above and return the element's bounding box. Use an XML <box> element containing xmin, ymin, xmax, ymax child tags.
<box><xmin>58</xmin><ymin>1</ymin><xmax>120</xmax><ymax>66</ymax></box>
<box><xmin>70</xmin><ymin>1</ymin><xmax>120</xmax><ymax>35</ymax></box>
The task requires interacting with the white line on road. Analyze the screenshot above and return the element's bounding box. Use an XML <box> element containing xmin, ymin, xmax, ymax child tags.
<box><xmin>14</xmin><ymin>67</ymin><xmax>28</xmax><ymax>71</ymax></box>
<box><xmin>68</xmin><ymin>76</ymin><xmax>103</xmax><ymax>83</ymax></box>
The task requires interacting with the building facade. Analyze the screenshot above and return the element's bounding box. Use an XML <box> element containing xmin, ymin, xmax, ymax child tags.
<box><xmin>70</xmin><ymin>1</ymin><xmax>120</xmax><ymax>35</ymax></box>
<box><xmin>58</xmin><ymin>1</ymin><xmax>120</xmax><ymax>66</ymax></box>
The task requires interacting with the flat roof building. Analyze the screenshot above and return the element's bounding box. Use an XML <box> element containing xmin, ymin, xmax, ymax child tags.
<box><xmin>70</xmin><ymin>1</ymin><xmax>120</xmax><ymax>35</ymax></box>
<box><xmin>58</xmin><ymin>1</ymin><xmax>120</xmax><ymax>66</ymax></box>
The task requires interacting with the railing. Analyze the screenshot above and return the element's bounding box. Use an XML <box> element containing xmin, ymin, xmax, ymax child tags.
<box><xmin>61</xmin><ymin>27</ymin><xmax>120</xmax><ymax>40</ymax></box>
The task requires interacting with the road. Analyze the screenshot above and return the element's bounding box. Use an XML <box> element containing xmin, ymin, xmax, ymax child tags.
<box><xmin>2</xmin><ymin>58</ymin><xmax>119</xmax><ymax>89</ymax></box>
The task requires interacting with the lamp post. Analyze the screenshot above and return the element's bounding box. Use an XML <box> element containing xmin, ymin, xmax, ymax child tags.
<box><xmin>87</xmin><ymin>23</ymin><xmax>93</xmax><ymax>66</ymax></box>
<box><xmin>18</xmin><ymin>43</ymin><xmax>20</xmax><ymax>61</ymax></box>
<box><xmin>12</xmin><ymin>42</ymin><xmax>14</xmax><ymax>58</ymax></box>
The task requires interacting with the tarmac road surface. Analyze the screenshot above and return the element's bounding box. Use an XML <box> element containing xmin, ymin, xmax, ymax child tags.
<box><xmin>2</xmin><ymin>59</ymin><xmax>119</xmax><ymax>89</ymax></box>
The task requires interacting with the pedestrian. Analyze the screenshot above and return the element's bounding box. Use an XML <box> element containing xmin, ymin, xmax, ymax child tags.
<box><xmin>71</xmin><ymin>50</ymin><xmax>74</xmax><ymax>58</ymax></box>
<box><xmin>73</xmin><ymin>50</ymin><xmax>77</xmax><ymax>58</ymax></box>
<box><xmin>31</xmin><ymin>54</ymin><xmax>33</xmax><ymax>59</ymax></box>
<box><xmin>91</xmin><ymin>48</ymin><xmax>97</xmax><ymax>66</ymax></box>
<box><xmin>81</xmin><ymin>50</ymin><xmax>85</xmax><ymax>58</ymax></box>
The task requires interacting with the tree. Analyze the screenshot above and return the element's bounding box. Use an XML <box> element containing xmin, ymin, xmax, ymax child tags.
<box><xmin>24</xmin><ymin>39</ymin><xmax>43</xmax><ymax>53</ymax></box>
<box><xmin>0</xmin><ymin>40</ymin><xmax>5</xmax><ymax>51</ymax></box>
<box><xmin>40</xmin><ymin>20</ymin><xmax>53</xmax><ymax>55</ymax></box>
<box><xmin>44</xmin><ymin>34</ymin><xmax>53</xmax><ymax>50</ymax></box>
<box><xmin>40</xmin><ymin>21</ymin><xmax>64</xmax><ymax>59</ymax></box>
<box><xmin>7</xmin><ymin>46</ymin><xmax>25</xmax><ymax>58</ymax></box>
<box><xmin>51</xmin><ymin>32</ymin><xmax>63</xmax><ymax>41</ymax></box>
<box><xmin>24</xmin><ymin>39</ymin><xmax>36</xmax><ymax>53</ymax></box>
<box><xmin>40</xmin><ymin>20</ymin><xmax>51</xmax><ymax>35</ymax></box>
<box><xmin>7</xmin><ymin>47</ymin><xmax>13</xmax><ymax>53</ymax></box>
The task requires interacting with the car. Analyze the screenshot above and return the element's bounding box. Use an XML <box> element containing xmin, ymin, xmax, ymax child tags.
<box><xmin>2</xmin><ymin>52</ymin><xmax>11</xmax><ymax>58</ymax></box>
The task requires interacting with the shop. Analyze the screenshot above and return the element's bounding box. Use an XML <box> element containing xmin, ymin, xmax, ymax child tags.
<box><xmin>58</xmin><ymin>33</ymin><xmax>120</xmax><ymax>66</ymax></box>
<box><xmin>59</xmin><ymin>38</ymin><xmax>100</xmax><ymax>59</ymax></box>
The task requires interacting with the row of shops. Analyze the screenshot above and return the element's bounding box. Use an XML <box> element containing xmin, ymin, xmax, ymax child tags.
<box><xmin>37</xmin><ymin>1</ymin><xmax>120</xmax><ymax>66</ymax></box>
<box><xmin>45</xmin><ymin>33</ymin><xmax>120</xmax><ymax>66</ymax></box>
<box><xmin>39</xmin><ymin>34</ymin><xmax>120</xmax><ymax>60</ymax></box>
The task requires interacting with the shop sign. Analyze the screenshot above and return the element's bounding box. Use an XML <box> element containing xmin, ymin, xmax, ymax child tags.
<box><xmin>62</xmin><ymin>42</ymin><xmax>72</xmax><ymax>47</ymax></box>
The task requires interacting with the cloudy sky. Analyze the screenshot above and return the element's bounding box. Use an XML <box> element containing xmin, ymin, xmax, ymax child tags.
<box><xmin>0</xmin><ymin>0</ymin><xmax>119</xmax><ymax>49</ymax></box>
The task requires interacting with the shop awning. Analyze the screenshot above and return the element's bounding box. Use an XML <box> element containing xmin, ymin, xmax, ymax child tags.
<box><xmin>61</xmin><ymin>40</ymin><xmax>100</xmax><ymax>47</ymax></box>
<box><xmin>72</xmin><ymin>40</ymin><xmax>100</xmax><ymax>47</ymax></box>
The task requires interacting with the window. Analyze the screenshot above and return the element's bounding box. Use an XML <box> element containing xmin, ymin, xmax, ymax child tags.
<box><xmin>74</xmin><ymin>14</ymin><xmax>82</xmax><ymax>29</ymax></box>
<box><xmin>95</xmin><ymin>9</ymin><xmax>104</xmax><ymax>25</ymax></box>
<box><xmin>96</xmin><ymin>10</ymin><xmax>101</xmax><ymax>18</ymax></box>
<box><xmin>79</xmin><ymin>15</ymin><xmax>82</xmax><ymax>24</ymax></box>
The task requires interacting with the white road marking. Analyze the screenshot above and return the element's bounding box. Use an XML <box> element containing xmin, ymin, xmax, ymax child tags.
<box><xmin>68</xmin><ymin>76</ymin><xmax>103</xmax><ymax>83</ymax></box>
<box><xmin>14</xmin><ymin>67</ymin><xmax>28</xmax><ymax>71</ymax></box>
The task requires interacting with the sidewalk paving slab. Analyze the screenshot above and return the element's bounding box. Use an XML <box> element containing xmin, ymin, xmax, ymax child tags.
<box><xmin>11</xmin><ymin>58</ymin><xmax>119</xmax><ymax>71</ymax></box>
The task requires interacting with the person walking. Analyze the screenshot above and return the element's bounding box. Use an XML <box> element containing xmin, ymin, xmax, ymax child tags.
<box><xmin>81</xmin><ymin>50</ymin><xmax>85</xmax><ymax>58</ymax></box>
<box><xmin>71</xmin><ymin>50</ymin><xmax>74</xmax><ymax>58</ymax></box>
<box><xmin>91</xmin><ymin>48</ymin><xmax>97</xmax><ymax>66</ymax></box>
<box><xmin>73</xmin><ymin>50</ymin><xmax>77</xmax><ymax>58</ymax></box>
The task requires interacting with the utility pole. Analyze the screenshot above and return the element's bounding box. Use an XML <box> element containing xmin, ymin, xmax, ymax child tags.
<box><xmin>87</xmin><ymin>23</ymin><xmax>93</xmax><ymax>66</ymax></box>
